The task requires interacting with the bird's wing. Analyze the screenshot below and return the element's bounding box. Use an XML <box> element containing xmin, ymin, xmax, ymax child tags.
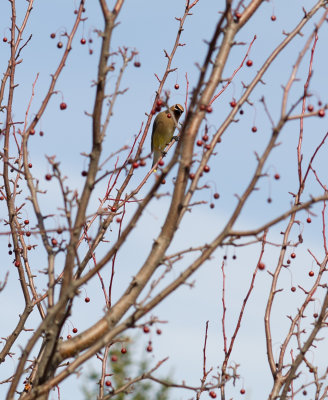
<box><xmin>151</xmin><ymin>115</ymin><xmax>163</xmax><ymax>152</ymax></box>
<box><xmin>151</xmin><ymin>117</ymin><xmax>158</xmax><ymax>152</ymax></box>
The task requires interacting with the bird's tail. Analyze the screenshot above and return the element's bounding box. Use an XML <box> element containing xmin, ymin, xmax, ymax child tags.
<box><xmin>152</xmin><ymin>150</ymin><xmax>161</xmax><ymax>170</ymax></box>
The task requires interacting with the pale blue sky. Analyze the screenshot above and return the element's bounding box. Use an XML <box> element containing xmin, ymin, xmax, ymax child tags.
<box><xmin>0</xmin><ymin>1</ymin><xmax>328</xmax><ymax>399</ymax></box>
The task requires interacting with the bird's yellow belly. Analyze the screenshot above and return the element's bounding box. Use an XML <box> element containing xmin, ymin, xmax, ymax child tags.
<box><xmin>153</xmin><ymin>125</ymin><xmax>174</xmax><ymax>152</ymax></box>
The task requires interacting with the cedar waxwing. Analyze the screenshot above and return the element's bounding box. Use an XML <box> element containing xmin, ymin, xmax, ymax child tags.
<box><xmin>151</xmin><ymin>104</ymin><xmax>184</xmax><ymax>169</ymax></box>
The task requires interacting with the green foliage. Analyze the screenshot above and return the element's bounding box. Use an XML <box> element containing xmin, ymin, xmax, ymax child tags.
<box><xmin>82</xmin><ymin>341</ymin><xmax>171</xmax><ymax>400</ymax></box>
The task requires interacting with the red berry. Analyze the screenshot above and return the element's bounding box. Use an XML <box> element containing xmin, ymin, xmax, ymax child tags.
<box><xmin>57</xmin><ymin>228</ymin><xmax>63</xmax><ymax>234</ymax></box>
<box><xmin>246</xmin><ymin>59</ymin><xmax>253</xmax><ymax>67</ymax></box>
<box><xmin>111</xmin><ymin>206</ymin><xmax>117</xmax><ymax>212</ymax></box>
<box><xmin>116</xmin><ymin>217</ymin><xmax>122</xmax><ymax>223</ymax></box>
<box><xmin>24</xmin><ymin>220</ymin><xmax>29</xmax><ymax>225</ymax></box>
<box><xmin>45</xmin><ymin>174</ymin><xmax>52</xmax><ymax>181</ymax></box>
<box><xmin>291</xmin><ymin>286</ymin><xmax>296</xmax><ymax>292</ymax></box>
<box><xmin>60</xmin><ymin>102</ymin><xmax>67</xmax><ymax>110</ymax></box>
<box><xmin>39</xmin><ymin>131</ymin><xmax>44</xmax><ymax>136</ymax></box>
<box><xmin>189</xmin><ymin>173</ymin><xmax>195</xmax><ymax>180</ymax></box>
<box><xmin>306</xmin><ymin>217</ymin><xmax>312</xmax><ymax>223</ymax></box>
<box><xmin>267</xmin><ymin>197</ymin><xmax>272</xmax><ymax>203</ymax></box>
<box><xmin>318</xmin><ymin>109</ymin><xmax>325</xmax><ymax>118</ymax></box>
<box><xmin>3</xmin><ymin>37</ymin><xmax>8</xmax><ymax>42</ymax></box>
<box><xmin>203</xmin><ymin>165</ymin><xmax>210</xmax><ymax>173</ymax></box>
<box><xmin>213</xmin><ymin>193</ymin><xmax>220</xmax><ymax>199</ymax></box>
<box><xmin>202</xmin><ymin>134</ymin><xmax>209</xmax><ymax>142</ymax></box>
<box><xmin>206</xmin><ymin>105</ymin><xmax>213</xmax><ymax>113</ymax></box>
<box><xmin>85</xmin><ymin>297</ymin><xmax>90</xmax><ymax>303</ymax></box>
<box><xmin>157</xmin><ymin>99</ymin><xmax>163</xmax><ymax>107</ymax></box>
<box><xmin>72</xmin><ymin>327</ymin><xmax>78</xmax><ymax>333</ymax></box>
<box><xmin>200</xmin><ymin>104</ymin><xmax>206</xmax><ymax>111</ymax></box>
<box><xmin>161</xmin><ymin>179</ymin><xmax>166</xmax><ymax>185</ymax></box>
<box><xmin>134</xmin><ymin>61</ymin><xmax>141</xmax><ymax>68</ymax></box>
<box><xmin>158</xmin><ymin>159</ymin><xmax>165</xmax><ymax>166</ymax></box>
<box><xmin>313</xmin><ymin>313</ymin><xmax>318</xmax><ymax>318</ymax></box>
<box><xmin>30</xmin><ymin>128</ymin><xmax>35</xmax><ymax>135</ymax></box>
<box><xmin>111</xmin><ymin>355</ymin><xmax>118</xmax><ymax>362</ymax></box>
<box><xmin>0</xmin><ymin>196</ymin><xmax>4</xmax><ymax>200</ymax></box>
<box><xmin>209</xmin><ymin>391</ymin><xmax>217</xmax><ymax>399</ymax></box>
<box><xmin>80</xmin><ymin>38</ymin><xmax>86</xmax><ymax>45</ymax></box>
<box><xmin>28</xmin><ymin>163</ymin><xmax>32</xmax><ymax>168</ymax></box>
<box><xmin>50</xmin><ymin>33</ymin><xmax>56</xmax><ymax>39</ymax></box>
<box><xmin>240</xmin><ymin>109</ymin><xmax>244</xmax><ymax>115</ymax></box>
<box><xmin>121</xmin><ymin>347</ymin><xmax>127</xmax><ymax>354</ymax></box>
<box><xmin>140</xmin><ymin>159</ymin><xmax>146</xmax><ymax>167</ymax></box>
<box><xmin>274</xmin><ymin>173</ymin><xmax>280</xmax><ymax>180</ymax></box>
<box><xmin>196</xmin><ymin>140</ymin><xmax>203</xmax><ymax>147</ymax></box>
<box><xmin>252</xmin><ymin>126</ymin><xmax>257</xmax><ymax>132</ymax></box>
<box><xmin>156</xmin><ymin>329</ymin><xmax>162</xmax><ymax>335</ymax></box>
<box><xmin>51</xmin><ymin>238</ymin><xmax>58</xmax><ymax>246</ymax></box>
<box><xmin>240</xmin><ymin>389</ymin><xmax>245</xmax><ymax>395</ymax></box>
<box><xmin>57</xmin><ymin>41</ymin><xmax>63</xmax><ymax>49</ymax></box>
<box><xmin>89</xmin><ymin>39</ymin><xmax>93</xmax><ymax>43</ymax></box>
<box><xmin>309</xmin><ymin>271</ymin><xmax>314</xmax><ymax>277</ymax></box>
<box><xmin>302</xmin><ymin>390</ymin><xmax>307</xmax><ymax>396</ymax></box>
<box><xmin>14</xmin><ymin>260</ymin><xmax>20</xmax><ymax>267</ymax></box>
<box><xmin>146</xmin><ymin>345</ymin><xmax>153</xmax><ymax>352</ymax></box>
<box><xmin>167</xmin><ymin>113</ymin><xmax>171</xmax><ymax>118</ymax></box>
<box><xmin>258</xmin><ymin>262</ymin><xmax>265</xmax><ymax>270</ymax></box>
<box><xmin>27</xmin><ymin>245</ymin><xmax>32</xmax><ymax>251</ymax></box>
<box><xmin>174</xmin><ymin>84</ymin><xmax>179</xmax><ymax>90</ymax></box>
<box><xmin>132</xmin><ymin>162</ymin><xmax>139</xmax><ymax>169</ymax></box>
<box><xmin>271</xmin><ymin>15</ymin><xmax>276</xmax><ymax>21</ymax></box>
<box><xmin>143</xmin><ymin>326</ymin><xmax>150</xmax><ymax>333</ymax></box>
<box><xmin>234</xmin><ymin>12</ymin><xmax>241</xmax><ymax>20</ymax></box>
<box><xmin>291</xmin><ymin>253</ymin><xmax>296</xmax><ymax>259</ymax></box>
<box><xmin>318</xmin><ymin>100</ymin><xmax>322</xmax><ymax>106</ymax></box>
<box><xmin>89</xmin><ymin>49</ymin><xmax>93</xmax><ymax>55</ymax></box>
<box><xmin>105</xmin><ymin>380</ymin><xmax>112</xmax><ymax>387</ymax></box>
<box><xmin>307</xmin><ymin>104</ymin><xmax>314</xmax><ymax>112</ymax></box>
<box><xmin>26</xmin><ymin>231</ymin><xmax>31</xmax><ymax>237</ymax></box>
<box><xmin>230</xmin><ymin>100</ymin><xmax>237</xmax><ymax>108</ymax></box>
<box><xmin>67</xmin><ymin>335</ymin><xmax>72</xmax><ymax>339</ymax></box>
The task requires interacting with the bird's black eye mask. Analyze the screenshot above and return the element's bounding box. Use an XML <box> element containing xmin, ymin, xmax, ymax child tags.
<box><xmin>175</xmin><ymin>105</ymin><xmax>184</xmax><ymax>114</ymax></box>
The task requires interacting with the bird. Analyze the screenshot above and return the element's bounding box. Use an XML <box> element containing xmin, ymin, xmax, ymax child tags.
<box><xmin>151</xmin><ymin>103</ymin><xmax>184</xmax><ymax>169</ymax></box>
